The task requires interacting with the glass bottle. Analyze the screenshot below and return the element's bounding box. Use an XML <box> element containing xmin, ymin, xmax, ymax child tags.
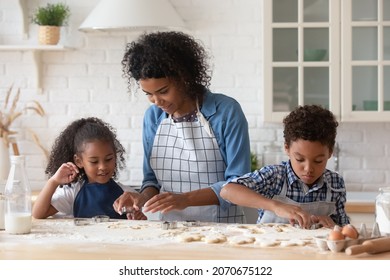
<box><xmin>0</xmin><ymin>192</ymin><xmax>4</xmax><ymax>230</ymax></box>
<box><xmin>4</xmin><ymin>155</ymin><xmax>32</xmax><ymax>234</ymax></box>
<box><xmin>375</xmin><ymin>187</ymin><xmax>390</xmax><ymax>236</ymax></box>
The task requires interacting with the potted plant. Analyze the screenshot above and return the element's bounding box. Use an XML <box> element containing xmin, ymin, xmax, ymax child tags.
<box><xmin>32</xmin><ymin>2</ymin><xmax>70</xmax><ymax>45</ymax></box>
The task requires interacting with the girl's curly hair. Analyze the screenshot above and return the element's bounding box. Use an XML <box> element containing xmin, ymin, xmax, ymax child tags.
<box><xmin>283</xmin><ymin>105</ymin><xmax>338</xmax><ymax>151</ymax></box>
<box><xmin>45</xmin><ymin>117</ymin><xmax>126</xmax><ymax>182</ymax></box>
<box><xmin>121</xmin><ymin>31</ymin><xmax>211</xmax><ymax>101</ymax></box>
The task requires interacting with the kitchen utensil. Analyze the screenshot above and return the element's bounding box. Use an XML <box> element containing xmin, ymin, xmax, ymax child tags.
<box><xmin>183</xmin><ymin>220</ymin><xmax>201</xmax><ymax>227</ymax></box>
<box><xmin>74</xmin><ymin>215</ymin><xmax>112</xmax><ymax>226</ymax></box>
<box><xmin>120</xmin><ymin>206</ymin><xmax>137</xmax><ymax>215</ymax></box>
<box><xmin>293</xmin><ymin>222</ymin><xmax>323</xmax><ymax>229</ymax></box>
<box><xmin>345</xmin><ymin>237</ymin><xmax>390</xmax><ymax>255</ymax></box>
<box><xmin>161</xmin><ymin>221</ymin><xmax>177</xmax><ymax>230</ymax></box>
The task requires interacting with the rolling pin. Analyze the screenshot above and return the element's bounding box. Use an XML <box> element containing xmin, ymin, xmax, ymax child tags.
<box><xmin>345</xmin><ymin>237</ymin><xmax>390</xmax><ymax>256</ymax></box>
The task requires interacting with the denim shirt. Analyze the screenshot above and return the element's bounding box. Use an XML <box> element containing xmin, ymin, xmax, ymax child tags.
<box><xmin>141</xmin><ymin>90</ymin><xmax>251</xmax><ymax>210</ymax></box>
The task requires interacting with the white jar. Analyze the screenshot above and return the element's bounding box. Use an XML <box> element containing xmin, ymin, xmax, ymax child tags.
<box><xmin>375</xmin><ymin>187</ymin><xmax>390</xmax><ymax>235</ymax></box>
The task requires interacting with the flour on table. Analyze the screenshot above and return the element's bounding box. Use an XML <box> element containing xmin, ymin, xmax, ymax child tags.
<box><xmin>3</xmin><ymin>219</ymin><xmax>330</xmax><ymax>250</ymax></box>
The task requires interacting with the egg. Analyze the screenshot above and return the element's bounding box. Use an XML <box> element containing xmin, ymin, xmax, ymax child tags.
<box><xmin>341</xmin><ymin>224</ymin><xmax>359</xmax><ymax>239</ymax></box>
<box><xmin>328</xmin><ymin>225</ymin><xmax>345</xmax><ymax>241</ymax></box>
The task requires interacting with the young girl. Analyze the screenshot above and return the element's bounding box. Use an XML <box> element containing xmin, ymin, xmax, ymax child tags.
<box><xmin>32</xmin><ymin>117</ymin><xmax>145</xmax><ymax>220</ymax></box>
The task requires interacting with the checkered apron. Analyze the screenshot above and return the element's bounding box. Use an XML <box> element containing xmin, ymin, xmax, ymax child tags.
<box><xmin>150</xmin><ymin>111</ymin><xmax>245</xmax><ymax>223</ymax></box>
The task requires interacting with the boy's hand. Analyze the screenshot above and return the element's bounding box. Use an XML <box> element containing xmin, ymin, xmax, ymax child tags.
<box><xmin>312</xmin><ymin>215</ymin><xmax>335</xmax><ymax>228</ymax></box>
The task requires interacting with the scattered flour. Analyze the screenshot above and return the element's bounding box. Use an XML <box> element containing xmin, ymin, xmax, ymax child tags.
<box><xmin>0</xmin><ymin>219</ymin><xmax>331</xmax><ymax>249</ymax></box>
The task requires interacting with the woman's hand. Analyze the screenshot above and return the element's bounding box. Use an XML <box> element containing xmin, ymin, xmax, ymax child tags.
<box><xmin>143</xmin><ymin>192</ymin><xmax>189</xmax><ymax>214</ymax></box>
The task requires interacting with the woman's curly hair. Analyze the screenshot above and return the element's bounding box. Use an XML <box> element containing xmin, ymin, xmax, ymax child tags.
<box><xmin>283</xmin><ymin>105</ymin><xmax>338</xmax><ymax>151</ymax></box>
<box><xmin>45</xmin><ymin>117</ymin><xmax>126</xmax><ymax>182</ymax></box>
<box><xmin>121</xmin><ymin>31</ymin><xmax>211</xmax><ymax>101</ymax></box>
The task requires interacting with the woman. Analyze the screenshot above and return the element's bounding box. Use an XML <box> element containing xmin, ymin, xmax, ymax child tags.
<box><xmin>115</xmin><ymin>31</ymin><xmax>250</xmax><ymax>223</ymax></box>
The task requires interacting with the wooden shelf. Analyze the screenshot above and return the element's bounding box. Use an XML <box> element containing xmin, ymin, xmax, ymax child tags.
<box><xmin>0</xmin><ymin>45</ymin><xmax>72</xmax><ymax>51</ymax></box>
<box><xmin>0</xmin><ymin>45</ymin><xmax>74</xmax><ymax>91</ymax></box>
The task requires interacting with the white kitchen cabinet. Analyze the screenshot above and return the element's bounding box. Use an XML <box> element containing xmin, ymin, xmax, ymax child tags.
<box><xmin>264</xmin><ymin>0</ymin><xmax>390</xmax><ymax>122</ymax></box>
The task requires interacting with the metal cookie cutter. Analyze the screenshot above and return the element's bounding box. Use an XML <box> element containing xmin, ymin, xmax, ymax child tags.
<box><xmin>161</xmin><ymin>221</ymin><xmax>177</xmax><ymax>230</ymax></box>
<box><xmin>120</xmin><ymin>206</ymin><xmax>136</xmax><ymax>215</ymax></box>
<box><xmin>293</xmin><ymin>222</ymin><xmax>323</xmax><ymax>230</ymax></box>
<box><xmin>183</xmin><ymin>220</ymin><xmax>200</xmax><ymax>227</ymax></box>
<box><xmin>74</xmin><ymin>215</ymin><xmax>111</xmax><ymax>226</ymax></box>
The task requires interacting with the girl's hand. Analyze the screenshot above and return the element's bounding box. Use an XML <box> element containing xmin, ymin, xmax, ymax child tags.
<box><xmin>51</xmin><ymin>162</ymin><xmax>79</xmax><ymax>185</ymax></box>
<box><xmin>113</xmin><ymin>192</ymin><xmax>142</xmax><ymax>214</ymax></box>
<box><xmin>126</xmin><ymin>209</ymin><xmax>147</xmax><ymax>220</ymax></box>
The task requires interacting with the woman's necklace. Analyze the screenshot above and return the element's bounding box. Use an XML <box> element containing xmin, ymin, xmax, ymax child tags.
<box><xmin>171</xmin><ymin>109</ymin><xmax>198</xmax><ymax>123</ymax></box>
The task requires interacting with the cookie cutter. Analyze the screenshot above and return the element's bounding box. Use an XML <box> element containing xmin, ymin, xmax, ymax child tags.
<box><xmin>120</xmin><ymin>206</ymin><xmax>136</xmax><ymax>215</ymax></box>
<box><xmin>161</xmin><ymin>221</ymin><xmax>177</xmax><ymax>230</ymax></box>
<box><xmin>293</xmin><ymin>223</ymin><xmax>323</xmax><ymax>230</ymax></box>
<box><xmin>183</xmin><ymin>220</ymin><xmax>201</xmax><ymax>227</ymax></box>
<box><xmin>74</xmin><ymin>215</ymin><xmax>111</xmax><ymax>226</ymax></box>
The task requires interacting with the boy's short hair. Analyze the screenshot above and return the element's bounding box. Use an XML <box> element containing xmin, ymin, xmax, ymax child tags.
<box><xmin>283</xmin><ymin>105</ymin><xmax>338</xmax><ymax>151</ymax></box>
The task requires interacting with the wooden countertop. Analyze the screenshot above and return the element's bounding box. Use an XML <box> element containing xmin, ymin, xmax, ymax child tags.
<box><xmin>346</xmin><ymin>192</ymin><xmax>376</xmax><ymax>213</ymax></box>
<box><xmin>1</xmin><ymin>218</ymin><xmax>389</xmax><ymax>260</ymax></box>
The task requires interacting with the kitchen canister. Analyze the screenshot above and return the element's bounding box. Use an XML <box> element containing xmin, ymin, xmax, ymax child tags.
<box><xmin>4</xmin><ymin>155</ymin><xmax>32</xmax><ymax>234</ymax></box>
<box><xmin>375</xmin><ymin>187</ymin><xmax>390</xmax><ymax>235</ymax></box>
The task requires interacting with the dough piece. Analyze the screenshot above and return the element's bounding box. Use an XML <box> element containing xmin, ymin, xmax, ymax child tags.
<box><xmin>280</xmin><ymin>239</ymin><xmax>310</xmax><ymax>247</ymax></box>
<box><xmin>254</xmin><ymin>239</ymin><xmax>280</xmax><ymax>247</ymax></box>
<box><xmin>229</xmin><ymin>236</ymin><xmax>256</xmax><ymax>245</ymax></box>
<box><xmin>178</xmin><ymin>233</ymin><xmax>204</xmax><ymax>242</ymax></box>
<box><xmin>204</xmin><ymin>234</ymin><xmax>227</xmax><ymax>244</ymax></box>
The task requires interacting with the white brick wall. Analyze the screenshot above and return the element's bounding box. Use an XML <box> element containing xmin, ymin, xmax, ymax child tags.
<box><xmin>0</xmin><ymin>0</ymin><xmax>389</xmax><ymax>195</ymax></box>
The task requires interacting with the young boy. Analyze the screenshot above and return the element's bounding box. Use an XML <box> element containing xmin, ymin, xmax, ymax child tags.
<box><xmin>221</xmin><ymin>105</ymin><xmax>349</xmax><ymax>229</ymax></box>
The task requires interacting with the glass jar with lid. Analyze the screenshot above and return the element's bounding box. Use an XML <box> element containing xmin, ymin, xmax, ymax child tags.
<box><xmin>375</xmin><ymin>187</ymin><xmax>390</xmax><ymax>235</ymax></box>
